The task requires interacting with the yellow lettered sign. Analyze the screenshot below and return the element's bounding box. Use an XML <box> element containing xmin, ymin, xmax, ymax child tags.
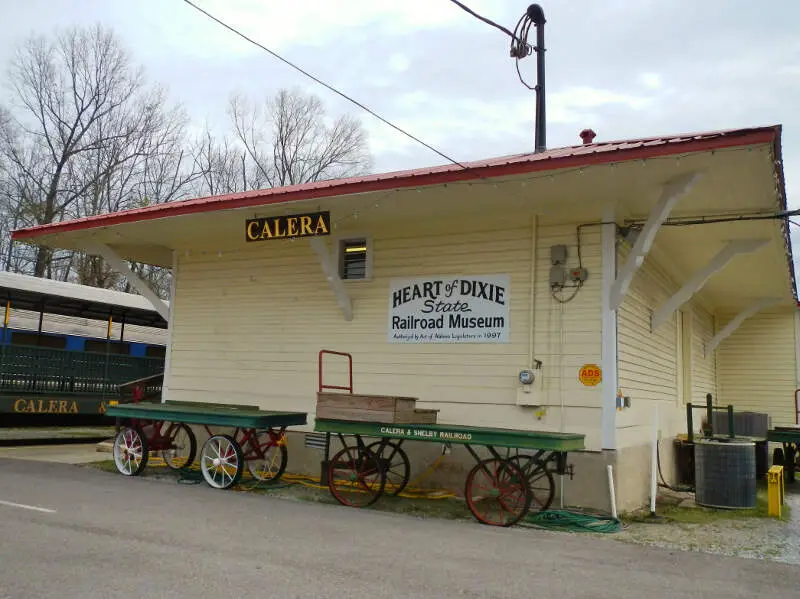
<box><xmin>245</xmin><ymin>211</ymin><xmax>331</xmax><ymax>242</ymax></box>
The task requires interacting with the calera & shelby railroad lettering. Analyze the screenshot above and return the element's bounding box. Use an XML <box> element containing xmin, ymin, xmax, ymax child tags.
<box><xmin>245</xmin><ymin>211</ymin><xmax>330</xmax><ymax>242</ymax></box>
<box><xmin>379</xmin><ymin>426</ymin><xmax>473</xmax><ymax>441</ymax></box>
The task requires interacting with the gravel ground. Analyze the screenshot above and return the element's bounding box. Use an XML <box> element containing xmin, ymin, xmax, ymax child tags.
<box><xmin>613</xmin><ymin>489</ymin><xmax>800</xmax><ymax>564</ymax></box>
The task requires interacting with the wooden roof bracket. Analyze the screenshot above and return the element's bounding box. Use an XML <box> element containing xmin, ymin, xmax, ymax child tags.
<box><xmin>309</xmin><ymin>237</ymin><xmax>354</xmax><ymax>322</ymax></box>
<box><xmin>609</xmin><ymin>171</ymin><xmax>702</xmax><ymax>311</ymax></box>
<box><xmin>705</xmin><ymin>297</ymin><xmax>782</xmax><ymax>356</ymax></box>
<box><xmin>650</xmin><ymin>238</ymin><xmax>769</xmax><ymax>330</ymax></box>
<box><xmin>86</xmin><ymin>243</ymin><xmax>170</xmax><ymax>322</ymax></box>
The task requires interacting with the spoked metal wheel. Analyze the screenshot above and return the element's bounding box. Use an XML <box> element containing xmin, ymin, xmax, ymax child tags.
<box><xmin>504</xmin><ymin>454</ymin><xmax>555</xmax><ymax>512</ymax></box>
<box><xmin>246</xmin><ymin>431</ymin><xmax>288</xmax><ymax>482</ymax></box>
<box><xmin>367</xmin><ymin>441</ymin><xmax>410</xmax><ymax>496</ymax></box>
<box><xmin>465</xmin><ymin>458</ymin><xmax>532</xmax><ymax>527</ymax></box>
<box><xmin>200</xmin><ymin>434</ymin><xmax>244</xmax><ymax>489</ymax></box>
<box><xmin>161</xmin><ymin>423</ymin><xmax>197</xmax><ymax>470</ymax></box>
<box><xmin>328</xmin><ymin>445</ymin><xmax>386</xmax><ymax>508</ymax></box>
<box><xmin>113</xmin><ymin>426</ymin><xmax>149</xmax><ymax>476</ymax></box>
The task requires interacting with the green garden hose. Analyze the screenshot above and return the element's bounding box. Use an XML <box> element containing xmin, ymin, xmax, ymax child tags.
<box><xmin>523</xmin><ymin>508</ymin><xmax>622</xmax><ymax>533</ymax></box>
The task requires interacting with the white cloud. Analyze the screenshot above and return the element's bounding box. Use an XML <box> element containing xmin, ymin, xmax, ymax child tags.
<box><xmin>639</xmin><ymin>73</ymin><xmax>663</xmax><ymax>90</ymax></box>
<box><xmin>158</xmin><ymin>0</ymin><xmax>502</xmax><ymax>59</ymax></box>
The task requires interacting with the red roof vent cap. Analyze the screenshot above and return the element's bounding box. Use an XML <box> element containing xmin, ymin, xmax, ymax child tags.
<box><xmin>579</xmin><ymin>129</ymin><xmax>597</xmax><ymax>145</ymax></box>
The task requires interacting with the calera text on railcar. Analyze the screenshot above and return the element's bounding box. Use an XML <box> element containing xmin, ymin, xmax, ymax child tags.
<box><xmin>391</xmin><ymin>314</ymin><xmax>505</xmax><ymax>329</ymax></box>
<box><xmin>245</xmin><ymin>210</ymin><xmax>330</xmax><ymax>242</ymax></box>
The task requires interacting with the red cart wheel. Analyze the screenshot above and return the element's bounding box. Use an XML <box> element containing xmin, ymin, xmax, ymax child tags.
<box><xmin>367</xmin><ymin>441</ymin><xmax>410</xmax><ymax>496</ymax></box>
<box><xmin>465</xmin><ymin>458</ymin><xmax>532</xmax><ymax>527</ymax></box>
<box><xmin>112</xmin><ymin>426</ymin><xmax>149</xmax><ymax>476</ymax></box>
<box><xmin>161</xmin><ymin>423</ymin><xmax>197</xmax><ymax>470</ymax></box>
<box><xmin>328</xmin><ymin>445</ymin><xmax>386</xmax><ymax>508</ymax></box>
<box><xmin>505</xmin><ymin>454</ymin><xmax>556</xmax><ymax>512</ymax></box>
<box><xmin>246</xmin><ymin>431</ymin><xmax>288</xmax><ymax>483</ymax></box>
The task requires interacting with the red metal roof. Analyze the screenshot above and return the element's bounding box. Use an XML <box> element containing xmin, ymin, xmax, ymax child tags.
<box><xmin>11</xmin><ymin>125</ymin><xmax>780</xmax><ymax>241</ymax></box>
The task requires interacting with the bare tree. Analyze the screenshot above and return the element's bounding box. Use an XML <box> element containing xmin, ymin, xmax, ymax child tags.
<box><xmin>227</xmin><ymin>88</ymin><xmax>371</xmax><ymax>188</ymax></box>
<box><xmin>66</xmin><ymin>94</ymin><xmax>198</xmax><ymax>294</ymax></box>
<box><xmin>189</xmin><ymin>125</ymin><xmax>253</xmax><ymax>196</ymax></box>
<box><xmin>0</xmin><ymin>24</ymin><xmax>165</xmax><ymax>277</ymax></box>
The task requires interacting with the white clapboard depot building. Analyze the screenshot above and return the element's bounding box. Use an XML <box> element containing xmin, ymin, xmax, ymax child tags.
<box><xmin>12</xmin><ymin>125</ymin><xmax>799</xmax><ymax>511</ymax></box>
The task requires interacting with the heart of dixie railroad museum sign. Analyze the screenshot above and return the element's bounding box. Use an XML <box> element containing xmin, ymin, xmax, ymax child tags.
<box><xmin>245</xmin><ymin>211</ymin><xmax>331</xmax><ymax>242</ymax></box>
<box><xmin>388</xmin><ymin>274</ymin><xmax>510</xmax><ymax>343</ymax></box>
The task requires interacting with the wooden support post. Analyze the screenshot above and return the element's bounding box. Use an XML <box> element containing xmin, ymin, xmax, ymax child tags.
<box><xmin>600</xmin><ymin>203</ymin><xmax>618</xmax><ymax>450</ymax></box>
<box><xmin>651</xmin><ymin>239</ymin><xmax>768</xmax><ymax>330</ymax></box>
<box><xmin>610</xmin><ymin>172</ymin><xmax>701</xmax><ymax>311</ymax></box>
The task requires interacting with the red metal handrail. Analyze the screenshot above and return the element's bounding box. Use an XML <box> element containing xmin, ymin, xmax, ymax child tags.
<box><xmin>318</xmin><ymin>350</ymin><xmax>353</xmax><ymax>394</ymax></box>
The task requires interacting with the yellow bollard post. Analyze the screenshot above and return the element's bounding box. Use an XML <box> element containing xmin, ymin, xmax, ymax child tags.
<box><xmin>767</xmin><ymin>465</ymin><xmax>784</xmax><ymax>518</ymax></box>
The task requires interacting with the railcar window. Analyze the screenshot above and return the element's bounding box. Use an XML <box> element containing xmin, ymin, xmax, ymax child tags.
<box><xmin>10</xmin><ymin>332</ymin><xmax>67</xmax><ymax>348</ymax></box>
<box><xmin>145</xmin><ymin>345</ymin><xmax>166</xmax><ymax>358</ymax></box>
<box><xmin>339</xmin><ymin>237</ymin><xmax>369</xmax><ymax>280</ymax></box>
<box><xmin>85</xmin><ymin>340</ymin><xmax>131</xmax><ymax>354</ymax></box>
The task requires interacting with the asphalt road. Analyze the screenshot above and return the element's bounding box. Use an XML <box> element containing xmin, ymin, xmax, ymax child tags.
<box><xmin>1</xmin><ymin>458</ymin><xmax>799</xmax><ymax>599</ymax></box>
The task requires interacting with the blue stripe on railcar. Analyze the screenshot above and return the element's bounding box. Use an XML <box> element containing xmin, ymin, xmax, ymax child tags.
<box><xmin>65</xmin><ymin>335</ymin><xmax>84</xmax><ymax>351</ymax></box>
<box><xmin>0</xmin><ymin>327</ymin><xmax>164</xmax><ymax>356</ymax></box>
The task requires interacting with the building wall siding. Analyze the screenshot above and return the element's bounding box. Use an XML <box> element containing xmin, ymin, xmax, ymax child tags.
<box><xmin>690</xmin><ymin>303</ymin><xmax>717</xmax><ymax>405</ymax></box>
<box><xmin>716</xmin><ymin>306</ymin><xmax>798</xmax><ymax>427</ymax></box>
<box><xmin>165</xmin><ymin>214</ymin><xmax>607</xmax><ymax>449</ymax></box>
<box><xmin>616</xmin><ymin>244</ymin><xmax>717</xmax><ymax>449</ymax></box>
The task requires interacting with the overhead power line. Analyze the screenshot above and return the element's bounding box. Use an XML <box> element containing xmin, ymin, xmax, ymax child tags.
<box><xmin>446</xmin><ymin>0</ymin><xmax>522</xmax><ymax>44</ymax></box>
<box><xmin>179</xmin><ymin>0</ymin><xmax>467</xmax><ymax>169</ymax></box>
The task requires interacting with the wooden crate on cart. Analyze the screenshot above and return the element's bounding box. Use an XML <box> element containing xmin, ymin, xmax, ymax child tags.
<box><xmin>315</xmin><ymin>350</ymin><xmax>438</xmax><ymax>425</ymax></box>
<box><xmin>411</xmin><ymin>408</ymin><xmax>439</xmax><ymax>424</ymax></box>
<box><xmin>316</xmin><ymin>392</ymin><xmax>419</xmax><ymax>424</ymax></box>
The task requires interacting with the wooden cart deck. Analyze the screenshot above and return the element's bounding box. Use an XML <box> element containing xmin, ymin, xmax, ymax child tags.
<box><xmin>767</xmin><ymin>425</ymin><xmax>800</xmax><ymax>444</ymax></box>
<box><xmin>107</xmin><ymin>401</ymin><xmax>307</xmax><ymax>488</ymax></box>
<box><xmin>106</xmin><ymin>401</ymin><xmax>307</xmax><ymax>428</ymax></box>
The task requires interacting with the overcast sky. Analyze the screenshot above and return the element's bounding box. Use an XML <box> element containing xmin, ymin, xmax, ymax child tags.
<box><xmin>3</xmin><ymin>0</ymin><xmax>799</xmax><ymax>271</ymax></box>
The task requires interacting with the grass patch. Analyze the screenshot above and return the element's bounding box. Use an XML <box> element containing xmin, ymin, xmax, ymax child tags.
<box><xmin>620</xmin><ymin>486</ymin><xmax>792</xmax><ymax>525</ymax></box>
<box><xmin>90</xmin><ymin>459</ymin><xmax>119</xmax><ymax>474</ymax></box>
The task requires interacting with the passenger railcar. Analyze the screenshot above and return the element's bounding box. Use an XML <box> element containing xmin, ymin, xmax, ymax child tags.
<box><xmin>0</xmin><ymin>271</ymin><xmax>169</xmax><ymax>426</ymax></box>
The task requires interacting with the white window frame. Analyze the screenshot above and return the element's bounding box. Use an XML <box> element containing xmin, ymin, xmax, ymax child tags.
<box><xmin>334</xmin><ymin>233</ymin><xmax>373</xmax><ymax>282</ymax></box>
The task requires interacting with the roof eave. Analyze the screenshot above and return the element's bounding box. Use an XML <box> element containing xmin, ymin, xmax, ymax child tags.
<box><xmin>10</xmin><ymin>127</ymin><xmax>780</xmax><ymax>243</ymax></box>
<box><xmin>769</xmin><ymin>125</ymin><xmax>798</xmax><ymax>302</ymax></box>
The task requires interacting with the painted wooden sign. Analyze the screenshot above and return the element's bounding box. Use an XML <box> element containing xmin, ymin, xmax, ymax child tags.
<box><xmin>388</xmin><ymin>274</ymin><xmax>510</xmax><ymax>344</ymax></box>
<box><xmin>245</xmin><ymin>211</ymin><xmax>331</xmax><ymax>242</ymax></box>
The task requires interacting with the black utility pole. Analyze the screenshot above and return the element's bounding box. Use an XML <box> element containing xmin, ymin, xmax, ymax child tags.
<box><xmin>528</xmin><ymin>4</ymin><xmax>547</xmax><ymax>153</ymax></box>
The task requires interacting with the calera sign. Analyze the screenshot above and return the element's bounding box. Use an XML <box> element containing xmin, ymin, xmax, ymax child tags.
<box><xmin>388</xmin><ymin>275</ymin><xmax>510</xmax><ymax>343</ymax></box>
<box><xmin>245</xmin><ymin>211</ymin><xmax>331</xmax><ymax>242</ymax></box>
